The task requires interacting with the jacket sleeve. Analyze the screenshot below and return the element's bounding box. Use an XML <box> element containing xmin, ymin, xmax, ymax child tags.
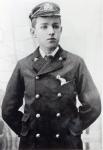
<box><xmin>1</xmin><ymin>61</ymin><xmax>24</xmax><ymax>136</ymax></box>
<box><xmin>76</xmin><ymin>58</ymin><xmax>101</xmax><ymax>130</ymax></box>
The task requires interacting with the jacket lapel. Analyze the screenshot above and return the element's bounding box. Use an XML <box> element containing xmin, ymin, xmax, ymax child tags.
<box><xmin>32</xmin><ymin>46</ymin><xmax>66</xmax><ymax>75</ymax></box>
<box><xmin>37</xmin><ymin>58</ymin><xmax>63</xmax><ymax>75</ymax></box>
<box><xmin>32</xmin><ymin>47</ymin><xmax>46</xmax><ymax>72</ymax></box>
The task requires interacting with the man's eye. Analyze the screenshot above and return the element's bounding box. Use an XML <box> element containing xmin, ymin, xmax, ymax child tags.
<box><xmin>53</xmin><ymin>25</ymin><xmax>60</xmax><ymax>29</ymax></box>
<box><xmin>41</xmin><ymin>25</ymin><xmax>48</xmax><ymax>29</ymax></box>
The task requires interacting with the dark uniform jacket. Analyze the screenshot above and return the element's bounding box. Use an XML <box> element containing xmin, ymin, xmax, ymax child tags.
<box><xmin>2</xmin><ymin>46</ymin><xmax>101</xmax><ymax>150</ymax></box>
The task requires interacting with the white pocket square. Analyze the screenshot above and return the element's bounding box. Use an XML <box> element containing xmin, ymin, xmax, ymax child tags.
<box><xmin>56</xmin><ymin>75</ymin><xmax>70</xmax><ymax>86</ymax></box>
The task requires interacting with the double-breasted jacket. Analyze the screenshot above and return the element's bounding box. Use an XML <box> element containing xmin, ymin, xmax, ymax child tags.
<box><xmin>2</xmin><ymin>46</ymin><xmax>101</xmax><ymax>150</ymax></box>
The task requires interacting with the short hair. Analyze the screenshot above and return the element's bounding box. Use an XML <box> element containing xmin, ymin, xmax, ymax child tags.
<box><xmin>31</xmin><ymin>18</ymin><xmax>37</xmax><ymax>28</ymax></box>
<box><xmin>30</xmin><ymin>16</ymin><xmax>61</xmax><ymax>28</ymax></box>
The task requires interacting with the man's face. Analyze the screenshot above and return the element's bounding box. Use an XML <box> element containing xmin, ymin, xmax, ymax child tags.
<box><xmin>32</xmin><ymin>16</ymin><xmax>62</xmax><ymax>51</ymax></box>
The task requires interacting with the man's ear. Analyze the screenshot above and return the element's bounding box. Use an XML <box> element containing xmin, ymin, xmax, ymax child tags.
<box><xmin>30</xmin><ymin>27</ymin><xmax>37</xmax><ymax>38</ymax></box>
<box><xmin>60</xmin><ymin>26</ymin><xmax>62</xmax><ymax>33</ymax></box>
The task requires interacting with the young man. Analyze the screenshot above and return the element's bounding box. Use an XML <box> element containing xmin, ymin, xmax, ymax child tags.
<box><xmin>2</xmin><ymin>2</ymin><xmax>101</xmax><ymax>150</ymax></box>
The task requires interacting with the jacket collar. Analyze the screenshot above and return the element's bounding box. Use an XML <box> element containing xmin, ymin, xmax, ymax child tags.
<box><xmin>39</xmin><ymin>46</ymin><xmax>59</xmax><ymax>58</ymax></box>
<box><xmin>32</xmin><ymin>45</ymin><xmax>67</xmax><ymax>75</ymax></box>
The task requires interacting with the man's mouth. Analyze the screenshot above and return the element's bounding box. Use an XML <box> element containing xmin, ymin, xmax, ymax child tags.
<box><xmin>47</xmin><ymin>38</ymin><xmax>56</xmax><ymax>41</ymax></box>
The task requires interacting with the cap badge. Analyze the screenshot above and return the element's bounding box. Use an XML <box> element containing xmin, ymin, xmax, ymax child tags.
<box><xmin>43</xmin><ymin>3</ymin><xmax>53</xmax><ymax>11</ymax></box>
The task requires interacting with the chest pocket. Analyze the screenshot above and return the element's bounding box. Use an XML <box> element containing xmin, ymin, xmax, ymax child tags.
<box><xmin>60</xmin><ymin>79</ymin><xmax>76</xmax><ymax>98</ymax></box>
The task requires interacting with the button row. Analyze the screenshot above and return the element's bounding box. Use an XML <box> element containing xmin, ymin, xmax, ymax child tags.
<box><xmin>35</xmin><ymin>74</ymin><xmax>64</xmax><ymax>81</ymax></box>
<box><xmin>35</xmin><ymin>133</ymin><xmax>60</xmax><ymax>138</ymax></box>
<box><xmin>34</xmin><ymin>57</ymin><xmax>63</xmax><ymax>62</ymax></box>
<box><xmin>35</xmin><ymin>113</ymin><xmax>61</xmax><ymax>118</ymax></box>
<box><xmin>35</xmin><ymin>93</ymin><xmax>62</xmax><ymax>99</ymax></box>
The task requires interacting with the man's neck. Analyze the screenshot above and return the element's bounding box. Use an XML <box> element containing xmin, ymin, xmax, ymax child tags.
<box><xmin>39</xmin><ymin>46</ymin><xmax>59</xmax><ymax>58</ymax></box>
<box><xmin>40</xmin><ymin>47</ymin><xmax>56</xmax><ymax>54</ymax></box>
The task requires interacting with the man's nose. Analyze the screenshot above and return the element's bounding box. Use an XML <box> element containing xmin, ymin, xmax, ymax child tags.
<box><xmin>48</xmin><ymin>26</ymin><xmax>55</xmax><ymax>35</ymax></box>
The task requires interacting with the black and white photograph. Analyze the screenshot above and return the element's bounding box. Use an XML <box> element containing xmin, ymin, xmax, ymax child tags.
<box><xmin>0</xmin><ymin>0</ymin><xmax>102</xmax><ymax>149</ymax></box>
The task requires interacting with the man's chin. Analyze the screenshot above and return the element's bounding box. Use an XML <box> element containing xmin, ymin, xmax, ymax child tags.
<box><xmin>47</xmin><ymin>43</ymin><xmax>58</xmax><ymax>50</ymax></box>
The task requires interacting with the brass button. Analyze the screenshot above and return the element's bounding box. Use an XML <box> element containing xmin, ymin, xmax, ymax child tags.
<box><xmin>59</xmin><ymin>57</ymin><xmax>63</xmax><ymax>61</ymax></box>
<box><xmin>35</xmin><ymin>76</ymin><xmax>39</xmax><ymax>80</ymax></box>
<box><xmin>56</xmin><ymin>113</ymin><xmax>61</xmax><ymax>118</ymax></box>
<box><xmin>34</xmin><ymin>57</ymin><xmax>38</xmax><ymax>62</ymax></box>
<box><xmin>55</xmin><ymin>134</ymin><xmax>60</xmax><ymax>138</ymax></box>
<box><xmin>36</xmin><ymin>113</ymin><xmax>40</xmax><ymax>118</ymax></box>
<box><xmin>35</xmin><ymin>94</ymin><xmax>40</xmax><ymax>99</ymax></box>
<box><xmin>57</xmin><ymin>93</ymin><xmax>62</xmax><ymax>97</ymax></box>
<box><xmin>35</xmin><ymin>133</ymin><xmax>40</xmax><ymax>138</ymax></box>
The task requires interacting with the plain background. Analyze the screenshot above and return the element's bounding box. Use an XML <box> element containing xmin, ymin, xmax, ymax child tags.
<box><xmin>0</xmin><ymin>0</ymin><xmax>102</xmax><ymax>92</ymax></box>
<box><xmin>0</xmin><ymin>0</ymin><xmax>103</xmax><ymax>149</ymax></box>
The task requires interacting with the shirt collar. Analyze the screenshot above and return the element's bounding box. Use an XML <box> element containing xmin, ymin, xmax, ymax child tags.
<box><xmin>39</xmin><ymin>46</ymin><xmax>59</xmax><ymax>58</ymax></box>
